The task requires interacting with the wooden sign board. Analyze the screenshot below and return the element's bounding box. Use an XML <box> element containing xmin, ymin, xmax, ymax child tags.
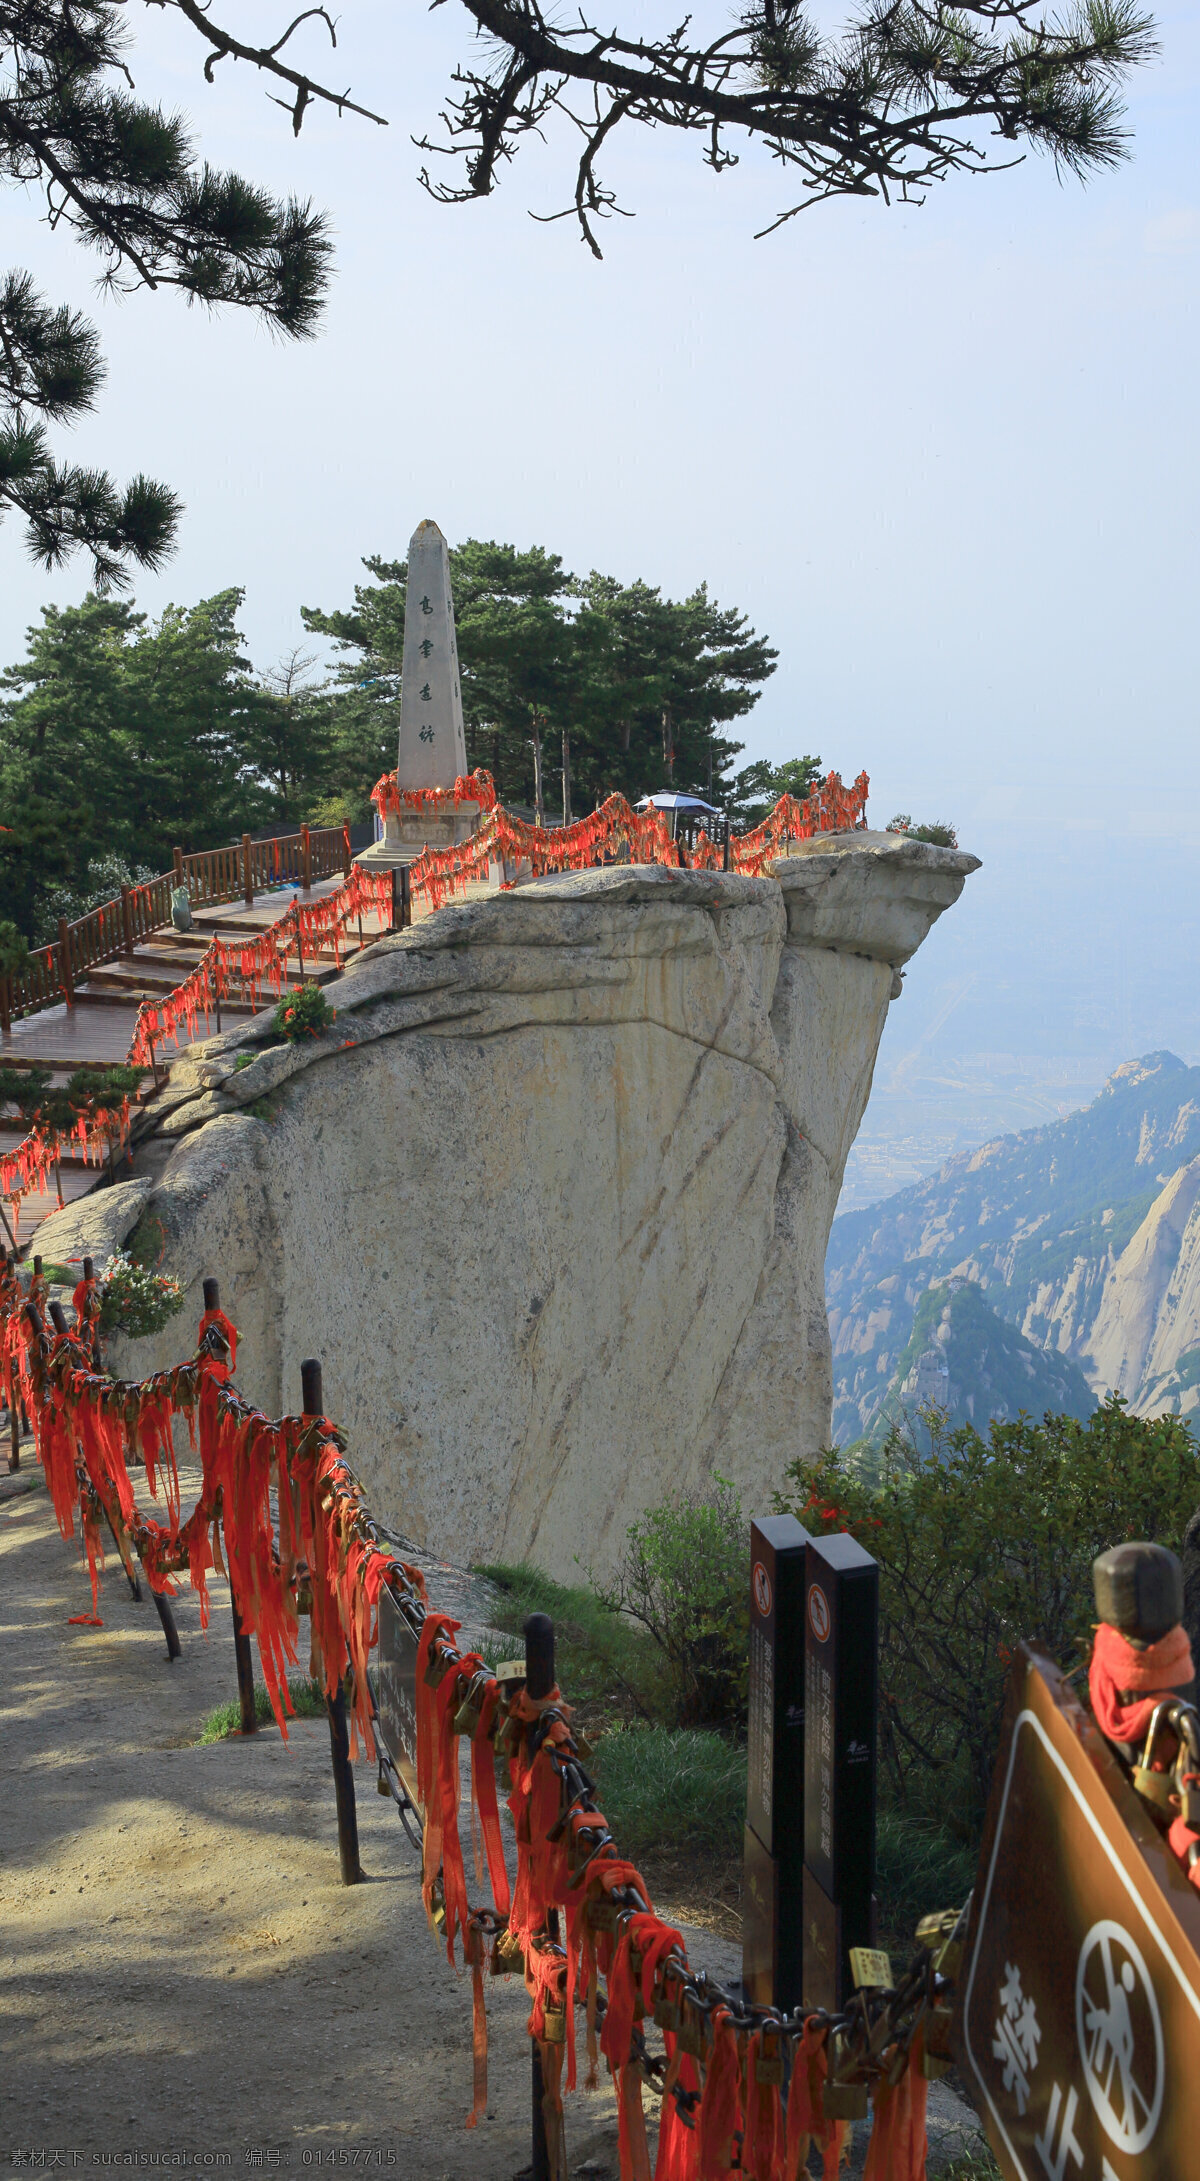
<box><xmin>371</xmin><ymin>1584</ymin><xmax>420</xmax><ymax>1804</ymax></box>
<box><xmin>957</xmin><ymin>1647</ymin><xmax>1200</xmax><ymax>2180</ymax></box>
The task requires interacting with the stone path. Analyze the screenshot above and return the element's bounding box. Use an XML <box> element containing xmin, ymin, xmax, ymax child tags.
<box><xmin>1</xmin><ymin>1461</ymin><xmax>985</xmax><ymax>2177</ymax></box>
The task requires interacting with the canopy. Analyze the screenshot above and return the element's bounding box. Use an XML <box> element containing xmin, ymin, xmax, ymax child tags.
<box><xmin>635</xmin><ymin>791</ymin><xmax>722</xmax><ymax>815</ymax></box>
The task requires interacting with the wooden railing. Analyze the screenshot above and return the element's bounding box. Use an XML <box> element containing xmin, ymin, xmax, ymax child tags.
<box><xmin>0</xmin><ymin>827</ymin><xmax>353</xmax><ymax>1033</ymax></box>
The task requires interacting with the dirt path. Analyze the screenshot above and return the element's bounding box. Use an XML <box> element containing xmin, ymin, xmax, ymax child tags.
<box><xmin>1</xmin><ymin>1466</ymin><xmax>983</xmax><ymax>2178</ymax></box>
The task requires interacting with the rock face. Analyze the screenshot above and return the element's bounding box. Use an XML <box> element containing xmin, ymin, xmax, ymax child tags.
<box><xmin>35</xmin><ymin>835</ymin><xmax>977</xmax><ymax>1578</ymax></box>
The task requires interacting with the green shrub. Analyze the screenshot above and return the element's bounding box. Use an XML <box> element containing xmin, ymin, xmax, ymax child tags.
<box><xmin>197</xmin><ymin>1675</ymin><xmax>326</xmax><ymax>1743</ymax></box>
<box><xmin>591</xmin><ymin>1724</ymin><xmax>746</xmax><ymax>1858</ymax></box>
<box><xmin>476</xmin><ymin>1561</ymin><xmax>667</xmax><ymax>1719</ymax></box>
<box><xmin>273</xmin><ymin>982</ymin><xmax>333</xmax><ymax>1042</ymax></box>
<box><xmin>593</xmin><ymin>1479</ymin><xmax>748</xmax><ymax>1731</ymax></box>
<box><xmin>98</xmin><ymin>1249</ymin><xmax>185</xmax><ymax>1338</ymax></box>
<box><xmin>886</xmin><ymin>814</ymin><xmax>958</xmax><ymax>847</ymax></box>
<box><xmin>778</xmin><ymin>1397</ymin><xmax>1200</xmax><ymax>1822</ymax></box>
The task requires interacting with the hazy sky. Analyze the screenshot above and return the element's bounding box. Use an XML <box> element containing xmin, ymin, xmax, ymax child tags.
<box><xmin>4</xmin><ymin>0</ymin><xmax>1199</xmax><ymax>1148</ymax></box>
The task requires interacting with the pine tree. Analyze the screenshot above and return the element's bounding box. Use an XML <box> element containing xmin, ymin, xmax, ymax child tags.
<box><xmin>303</xmin><ymin>538</ymin><xmax>777</xmax><ymax>812</ymax></box>
<box><xmin>0</xmin><ymin>1</ymin><xmax>359</xmax><ymax>584</ymax></box>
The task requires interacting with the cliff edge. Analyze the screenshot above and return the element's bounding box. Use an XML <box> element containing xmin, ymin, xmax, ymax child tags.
<box><xmin>34</xmin><ymin>833</ymin><xmax>978</xmax><ymax>1576</ymax></box>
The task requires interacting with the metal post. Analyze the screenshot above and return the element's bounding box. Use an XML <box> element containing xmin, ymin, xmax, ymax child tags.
<box><xmin>743</xmin><ymin>1515</ymin><xmax>811</xmax><ymax>2011</ymax></box>
<box><xmin>401</xmin><ymin>867</ymin><xmax>412</xmax><ymax>929</ymax></box>
<box><xmin>301</xmin><ymin>824</ymin><xmax>312</xmax><ymax>894</ymax></box>
<box><xmin>58</xmin><ymin>918</ymin><xmax>74</xmax><ymax>1009</ymax></box>
<box><xmin>525</xmin><ymin>1610</ymin><xmax>558</xmax><ymax>2181</ymax></box>
<box><xmin>150</xmin><ymin>1586</ymin><xmax>182</xmax><ymax>1661</ymax></box>
<box><xmin>121</xmin><ymin>885</ymin><xmax>134</xmax><ymax>957</ymax></box>
<box><xmin>80</xmin><ymin>1255</ymin><xmax>100</xmax><ymax>1372</ymax></box>
<box><xmin>305</xmin><ymin>1357</ymin><xmax>363</xmax><ymax>1884</ymax></box>
<box><xmin>390</xmin><ymin>867</ymin><xmax>400</xmax><ymax>933</ymax></box>
<box><xmin>242</xmin><ymin>833</ymin><xmax>254</xmax><ymax>907</ymax></box>
<box><xmin>204</xmin><ymin>1274</ymin><xmax>256</xmax><ymax>1733</ymax></box>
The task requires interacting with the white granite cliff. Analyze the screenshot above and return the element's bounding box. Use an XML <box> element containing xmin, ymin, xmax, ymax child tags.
<box><xmin>33</xmin><ymin>833</ymin><xmax>977</xmax><ymax>1576</ymax></box>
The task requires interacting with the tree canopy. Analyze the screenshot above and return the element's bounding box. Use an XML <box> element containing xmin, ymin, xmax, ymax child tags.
<box><xmin>2</xmin><ymin>0</ymin><xmax>1155</xmax><ymax>586</ymax></box>
<box><xmin>0</xmin><ymin>538</ymin><xmax>797</xmax><ymax>941</ymax></box>
<box><xmin>0</xmin><ymin>587</ymin><xmax>296</xmax><ymax>936</ymax></box>
<box><xmin>1</xmin><ymin>0</ymin><xmax>344</xmax><ymax>584</ymax></box>
<box><xmin>302</xmin><ymin>538</ymin><xmax>778</xmax><ymax>817</ymax></box>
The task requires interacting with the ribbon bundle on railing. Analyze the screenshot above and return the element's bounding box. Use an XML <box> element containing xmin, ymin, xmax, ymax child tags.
<box><xmin>5</xmin><ymin>1265</ymin><xmax>947</xmax><ymax>2181</ymax></box>
<box><xmin>127</xmin><ymin>864</ymin><xmax>393</xmax><ymax>1069</ymax></box>
<box><xmin>0</xmin><ymin>1099</ymin><xmax>133</xmax><ymax>1211</ymax></box>
<box><xmin>368</xmin><ymin>769</ymin><xmax>870</xmax><ymax>918</ymax></box>
<box><xmin>370</xmin><ymin>768</ymin><xmax>498</xmax><ymax>823</ymax></box>
<box><xmin>690</xmin><ymin>772</ymin><xmax>871</xmax><ymax>875</ymax></box>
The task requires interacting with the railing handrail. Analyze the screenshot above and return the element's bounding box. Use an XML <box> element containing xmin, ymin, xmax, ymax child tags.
<box><xmin>0</xmin><ymin>825</ymin><xmax>352</xmax><ymax>1033</ymax></box>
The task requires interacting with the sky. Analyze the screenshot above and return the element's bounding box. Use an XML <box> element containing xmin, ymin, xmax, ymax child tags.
<box><xmin>3</xmin><ymin>0</ymin><xmax>1199</xmax><ymax>1194</ymax></box>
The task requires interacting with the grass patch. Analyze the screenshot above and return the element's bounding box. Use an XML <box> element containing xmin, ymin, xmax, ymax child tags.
<box><xmin>589</xmin><ymin>1724</ymin><xmax>746</xmax><ymax>1859</ymax></box>
<box><xmin>475</xmin><ymin>1561</ymin><xmax>669</xmax><ymax>1723</ymax></box>
<box><xmin>875</xmin><ymin>1807</ymin><xmax>978</xmax><ymax>1949</ymax></box>
<box><xmin>197</xmin><ymin>1675</ymin><xmax>326</xmax><ymax>1743</ymax></box>
<box><xmin>942</xmin><ymin>2153</ymin><xmax>1002</xmax><ymax>2179</ymax></box>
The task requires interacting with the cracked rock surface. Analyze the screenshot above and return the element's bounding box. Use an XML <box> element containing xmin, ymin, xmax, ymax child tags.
<box><xmin>34</xmin><ymin>838</ymin><xmax>977</xmax><ymax>1578</ymax></box>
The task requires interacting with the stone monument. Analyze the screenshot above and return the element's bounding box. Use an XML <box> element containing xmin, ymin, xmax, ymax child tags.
<box><xmin>357</xmin><ymin>518</ymin><xmax>479</xmax><ymax>868</ymax></box>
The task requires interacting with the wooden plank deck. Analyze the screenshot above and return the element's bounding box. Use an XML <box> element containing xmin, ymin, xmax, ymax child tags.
<box><xmin>1</xmin><ymin>865</ymin><xmax>501</xmax><ymax>1258</ymax></box>
<box><xmin>0</xmin><ymin>1001</ymin><xmax>148</xmax><ymax>1068</ymax></box>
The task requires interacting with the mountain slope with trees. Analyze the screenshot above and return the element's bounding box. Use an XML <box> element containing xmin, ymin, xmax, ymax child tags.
<box><xmin>871</xmin><ymin>1277</ymin><xmax>1095</xmax><ymax>1449</ymax></box>
<box><xmin>828</xmin><ymin>1052</ymin><xmax>1200</xmax><ymax>1443</ymax></box>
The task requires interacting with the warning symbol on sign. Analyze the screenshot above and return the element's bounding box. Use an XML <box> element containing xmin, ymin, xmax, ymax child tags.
<box><xmin>807</xmin><ymin>1583</ymin><xmax>830</xmax><ymax>1643</ymax></box>
<box><xmin>752</xmin><ymin>1561</ymin><xmax>772</xmax><ymax>1617</ymax></box>
<box><xmin>1075</xmin><ymin>1920</ymin><xmax>1164</xmax><ymax>2155</ymax></box>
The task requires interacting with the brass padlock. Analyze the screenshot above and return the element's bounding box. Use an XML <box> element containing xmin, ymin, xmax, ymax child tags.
<box><xmin>755</xmin><ymin>2037</ymin><xmax>784</xmax><ymax>2086</ymax></box>
<box><xmin>1173</xmin><ymin>1772</ymin><xmax>1200</xmax><ymax>1826</ymax></box>
<box><xmin>495</xmin><ymin>1927</ymin><xmax>525</xmax><ymax>1972</ymax></box>
<box><xmin>453</xmin><ymin>1676</ymin><xmax>485</xmax><ymax>1737</ymax></box>
<box><xmin>675</xmin><ymin>2009</ymin><xmax>704</xmax><ymax>2060</ymax></box>
<box><xmin>821</xmin><ymin>2077</ymin><xmax>870</xmax><ymax>2121</ymax></box>
<box><xmin>423</xmin><ymin>1648</ymin><xmax>453</xmax><ymax>1690</ymax></box>
<box><xmin>541</xmin><ymin>2007</ymin><xmax>566</xmax><ymax>2045</ymax></box>
<box><xmin>1132</xmin><ymin>1762</ymin><xmax>1175</xmax><ymax>1812</ymax></box>
<box><xmin>653</xmin><ymin>1992</ymin><xmax>681</xmax><ymax>2033</ymax></box>
<box><xmin>588</xmin><ymin>1898</ymin><xmax>618</xmax><ymax>1933</ymax></box>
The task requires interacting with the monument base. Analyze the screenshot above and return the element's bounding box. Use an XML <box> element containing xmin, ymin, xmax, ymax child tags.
<box><xmin>355</xmin><ymin>804</ymin><xmax>480</xmax><ymax>871</ymax></box>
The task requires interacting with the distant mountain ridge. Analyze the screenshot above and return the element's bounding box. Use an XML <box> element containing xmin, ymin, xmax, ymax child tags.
<box><xmin>876</xmin><ymin>1278</ymin><xmax>1095</xmax><ymax>1446</ymax></box>
<box><xmin>828</xmin><ymin>1052</ymin><xmax>1200</xmax><ymax>1443</ymax></box>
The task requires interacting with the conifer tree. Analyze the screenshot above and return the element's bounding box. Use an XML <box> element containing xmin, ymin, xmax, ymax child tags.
<box><xmin>0</xmin><ymin>0</ymin><xmax>363</xmax><ymax>583</ymax></box>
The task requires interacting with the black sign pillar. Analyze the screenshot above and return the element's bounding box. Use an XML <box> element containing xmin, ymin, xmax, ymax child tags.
<box><xmin>802</xmin><ymin>1531</ymin><xmax>879</xmax><ymax>2011</ymax></box>
<box><xmin>742</xmin><ymin>1513</ymin><xmax>810</xmax><ymax>2009</ymax></box>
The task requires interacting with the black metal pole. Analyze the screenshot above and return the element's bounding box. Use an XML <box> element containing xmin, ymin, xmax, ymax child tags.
<box><xmin>7</xmin><ymin>1257</ymin><xmax>19</xmax><ymax>1469</ymax></box>
<box><xmin>204</xmin><ymin>1275</ymin><xmax>256</xmax><ymax>1732</ymax></box>
<box><xmin>150</xmin><ymin>1585</ymin><xmax>182</xmax><ymax>1661</ymax></box>
<box><xmin>305</xmin><ymin>1357</ymin><xmax>362</xmax><ymax>1885</ymax></box>
<box><xmin>525</xmin><ymin>1610</ymin><xmax>557</xmax><ymax>2181</ymax></box>
<box><xmin>227</xmin><ymin>1524</ymin><xmax>257</xmax><ymax>1730</ymax></box>
<box><xmin>327</xmin><ymin>1673</ymin><xmax>364</xmax><ymax>1886</ymax></box>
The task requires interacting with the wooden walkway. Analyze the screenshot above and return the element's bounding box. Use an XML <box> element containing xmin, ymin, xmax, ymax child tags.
<box><xmin>1</xmin><ymin>875</ymin><xmax>398</xmax><ymax>1258</ymax></box>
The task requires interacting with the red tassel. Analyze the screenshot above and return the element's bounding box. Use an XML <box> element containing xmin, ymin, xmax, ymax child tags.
<box><xmin>863</xmin><ymin>2042</ymin><xmax>928</xmax><ymax>2181</ymax></box>
<box><xmin>697</xmin><ymin>2008</ymin><xmax>744</xmax><ymax>2179</ymax></box>
<box><xmin>744</xmin><ymin>2032</ymin><xmax>786</xmax><ymax>2181</ymax></box>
